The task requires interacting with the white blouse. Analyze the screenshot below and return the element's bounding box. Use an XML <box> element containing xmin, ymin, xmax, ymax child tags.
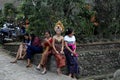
<box><xmin>64</xmin><ymin>35</ymin><xmax>76</xmax><ymax>44</ymax></box>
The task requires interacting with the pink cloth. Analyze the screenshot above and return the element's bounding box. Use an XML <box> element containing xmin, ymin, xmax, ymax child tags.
<box><xmin>68</xmin><ymin>43</ymin><xmax>78</xmax><ymax>57</ymax></box>
<box><xmin>68</xmin><ymin>43</ymin><xmax>76</xmax><ymax>50</ymax></box>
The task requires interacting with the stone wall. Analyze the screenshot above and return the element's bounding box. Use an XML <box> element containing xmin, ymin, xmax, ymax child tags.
<box><xmin>3</xmin><ymin>42</ymin><xmax>120</xmax><ymax>78</ymax></box>
<box><xmin>76</xmin><ymin>42</ymin><xmax>120</xmax><ymax>77</ymax></box>
<box><xmin>79</xmin><ymin>50</ymin><xmax>120</xmax><ymax>77</ymax></box>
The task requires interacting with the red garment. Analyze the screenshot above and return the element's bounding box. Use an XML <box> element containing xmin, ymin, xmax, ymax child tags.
<box><xmin>44</xmin><ymin>38</ymin><xmax>53</xmax><ymax>47</ymax></box>
<box><xmin>54</xmin><ymin>53</ymin><xmax>66</xmax><ymax>68</ymax></box>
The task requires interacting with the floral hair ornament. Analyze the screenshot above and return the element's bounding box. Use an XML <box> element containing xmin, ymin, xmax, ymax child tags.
<box><xmin>54</xmin><ymin>20</ymin><xmax>64</xmax><ymax>32</ymax></box>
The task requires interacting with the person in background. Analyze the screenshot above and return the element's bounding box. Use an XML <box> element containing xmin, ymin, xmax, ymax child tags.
<box><xmin>64</xmin><ymin>28</ymin><xmax>79</xmax><ymax>79</ymax></box>
<box><xmin>10</xmin><ymin>33</ymin><xmax>30</xmax><ymax>63</ymax></box>
<box><xmin>52</xmin><ymin>21</ymin><xmax>66</xmax><ymax>75</ymax></box>
<box><xmin>20</xmin><ymin>23</ymin><xmax>26</xmax><ymax>35</ymax></box>
<box><xmin>36</xmin><ymin>31</ymin><xmax>52</xmax><ymax>74</ymax></box>
<box><xmin>26</xmin><ymin>34</ymin><xmax>43</xmax><ymax>68</ymax></box>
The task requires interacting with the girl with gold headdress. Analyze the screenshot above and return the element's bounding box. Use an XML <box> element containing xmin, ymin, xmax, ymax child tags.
<box><xmin>52</xmin><ymin>21</ymin><xmax>66</xmax><ymax>75</ymax></box>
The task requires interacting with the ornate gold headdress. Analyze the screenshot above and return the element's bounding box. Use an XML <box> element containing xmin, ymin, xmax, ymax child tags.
<box><xmin>54</xmin><ymin>21</ymin><xmax>64</xmax><ymax>32</ymax></box>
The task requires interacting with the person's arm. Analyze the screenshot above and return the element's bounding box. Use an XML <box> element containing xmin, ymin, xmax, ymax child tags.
<box><xmin>73</xmin><ymin>42</ymin><xmax>77</xmax><ymax>52</ymax></box>
<box><xmin>52</xmin><ymin>37</ymin><xmax>59</xmax><ymax>54</ymax></box>
<box><xmin>64</xmin><ymin>41</ymin><xmax>74</xmax><ymax>54</ymax></box>
<box><xmin>73</xmin><ymin>36</ymin><xmax>77</xmax><ymax>53</ymax></box>
<box><xmin>61</xmin><ymin>37</ymin><xmax>64</xmax><ymax>54</ymax></box>
<box><xmin>45</xmin><ymin>38</ymin><xmax>52</xmax><ymax>47</ymax></box>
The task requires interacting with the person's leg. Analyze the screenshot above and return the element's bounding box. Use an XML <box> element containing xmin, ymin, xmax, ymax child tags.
<box><xmin>41</xmin><ymin>67</ymin><xmax>47</xmax><ymax>74</ymax></box>
<box><xmin>33</xmin><ymin>46</ymin><xmax>43</xmax><ymax>53</ymax></box>
<box><xmin>37</xmin><ymin>47</ymin><xmax>51</xmax><ymax>75</ymax></box>
<box><xmin>73</xmin><ymin>57</ymin><xmax>79</xmax><ymax>79</ymax></box>
<box><xmin>54</xmin><ymin>54</ymin><xmax>61</xmax><ymax>74</ymax></box>
<box><xmin>21</xmin><ymin>48</ymin><xmax>27</xmax><ymax>59</ymax></box>
<box><xmin>68</xmin><ymin>73</ymin><xmax>72</xmax><ymax>78</ymax></box>
<box><xmin>37</xmin><ymin>47</ymin><xmax>49</xmax><ymax>69</ymax></box>
<box><xmin>64</xmin><ymin>49</ymin><xmax>73</xmax><ymax>77</ymax></box>
<box><xmin>55</xmin><ymin>54</ymin><xmax>66</xmax><ymax>75</ymax></box>
<box><xmin>68</xmin><ymin>57</ymin><xmax>78</xmax><ymax>79</ymax></box>
<box><xmin>26</xmin><ymin>58</ymin><xmax>32</xmax><ymax>67</ymax></box>
<box><xmin>19</xmin><ymin>44</ymin><xmax>24</xmax><ymax>59</ymax></box>
<box><xmin>57</xmin><ymin>68</ymin><xmax>61</xmax><ymax>75</ymax></box>
<box><xmin>37</xmin><ymin>52</ymin><xmax>47</xmax><ymax>69</ymax></box>
<box><xmin>26</xmin><ymin>46</ymin><xmax>33</xmax><ymax>67</ymax></box>
<box><xmin>26</xmin><ymin>46</ymin><xmax>43</xmax><ymax>67</ymax></box>
<box><xmin>10</xmin><ymin>44</ymin><xmax>23</xmax><ymax>63</ymax></box>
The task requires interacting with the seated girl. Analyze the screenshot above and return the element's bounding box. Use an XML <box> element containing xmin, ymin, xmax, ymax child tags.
<box><xmin>11</xmin><ymin>33</ymin><xmax>30</xmax><ymax>63</ymax></box>
<box><xmin>36</xmin><ymin>31</ymin><xmax>52</xmax><ymax>74</ymax></box>
<box><xmin>52</xmin><ymin>21</ymin><xmax>66</xmax><ymax>75</ymax></box>
<box><xmin>26</xmin><ymin>34</ymin><xmax>43</xmax><ymax>68</ymax></box>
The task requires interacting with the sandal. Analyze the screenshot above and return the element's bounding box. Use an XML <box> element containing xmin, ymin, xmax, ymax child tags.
<box><xmin>26</xmin><ymin>64</ymin><xmax>32</xmax><ymax>68</ymax></box>
<box><xmin>36</xmin><ymin>67</ymin><xmax>41</xmax><ymax>71</ymax></box>
<box><xmin>10</xmin><ymin>61</ymin><xmax>17</xmax><ymax>63</ymax></box>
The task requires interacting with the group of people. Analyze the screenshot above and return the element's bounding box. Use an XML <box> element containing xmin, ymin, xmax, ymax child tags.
<box><xmin>10</xmin><ymin>21</ymin><xmax>79</xmax><ymax>79</ymax></box>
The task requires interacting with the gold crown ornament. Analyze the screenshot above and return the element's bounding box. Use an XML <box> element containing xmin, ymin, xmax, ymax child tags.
<box><xmin>54</xmin><ymin>21</ymin><xmax>64</xmax><ymax>32</ymax></box>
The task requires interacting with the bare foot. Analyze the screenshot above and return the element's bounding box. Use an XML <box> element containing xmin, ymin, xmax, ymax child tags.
<box><xmin>21</xmin><ymin>56</ymin><xmax>24</xmax><ymax>59</ymax></box>
<box><xmin>68</xmin><ymin>74</ymin><xmax>72</xmax><ymax>78</ymax></box>
<box><xmin>36</xmin><ymin>66</ymin><xmax>41</xmax><ymax>71</ymax></box>
<box><xmin>72</xmin><ymin>78</ymin><xmax>77</xmax><ymax>80</ymax></box>
<box><xmin>19</xmin><ymin>56</ymin><xmax>22</xmax><ymax>59</ymax></box>
<box><xmin>41</xmin><ymin>70</ymin><xmax>47</xmax><ymax>75</ymax></box>
<box><xmin>57</xmin><ymin>69</ymin><xmax>62</xmax><ymax>75</ymax></box>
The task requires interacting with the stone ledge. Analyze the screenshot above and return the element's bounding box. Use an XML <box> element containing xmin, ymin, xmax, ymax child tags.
<box><xmin>4</xmin><ymin>42</ymin><xmax>21</xmax><ymax>46</ymax></box>
<box><xmin>3</xmin><ymin>47</ymin><xmax>67</xmax><ymax>74</ymax></box>
<box><xmin>78</xmin><ymin>42</ymin><xmax>120</xmax><ymax>51</ymax></box>
<box><xmin>8</xmin><ymin>51</ymin><xmax>67</xmax><ymax>74</ymax></box>
<box><xmin>4</xmin><ymin>41</ymin><xmax>120</xmax><ymax>52</ymax></box>
<box><xmin>3</xmin><ymin>42</ymin><xmax>120</xmax><ymax>78</ymax></box>
<box><xmin>33</xmin><ymin>54</ymin><xmax>67</xmax><ymax>74</ymax></box>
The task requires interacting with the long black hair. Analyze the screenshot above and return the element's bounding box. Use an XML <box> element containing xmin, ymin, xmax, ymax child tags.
<box><xmin>65</xmin><ymin>28</ymin><xmax>73</xmax><ymax>35</ymax></box>
<box><xmin>45</xmin><ymin>30</ymin><xmax>51</xmax><ymax>37</ymax></box>
<box><xmin>30</xmin><ymin>33</ymin><xmax>35</xmax><ymax>42</ymax></box>
<box><xmin>23</xmin><ymin>33</ymin><xmax>29</xmax><ymax>43</ymax></box>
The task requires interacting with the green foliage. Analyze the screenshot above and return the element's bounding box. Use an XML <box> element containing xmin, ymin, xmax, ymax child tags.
<box><xmin>94</xmin><ymin>0</ymin><xmax>120</xmax><ymax>39</ymax></box>
<box><xmin>4</xmin><ymin>3</ymin><xmax>16</xmax><ymax>18</ymax></box>
<box><xmin>1</xmin><ymin>0</ymin><xmax>119</xmax><ymax>43</ymax></box>
<box><xmin>19</xmin><ymin>0</ymin><xmax>95</xmax><ymax>39</ymax></box>
<box><xmin>0</xmin><ymin>10</ymin><xmax>6</xmax><ymax>27</ymax></box>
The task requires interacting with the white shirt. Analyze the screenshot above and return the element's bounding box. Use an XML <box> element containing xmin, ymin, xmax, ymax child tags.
<box><xmin>64</xmin><ymin>35</ymin><xmax>76</xmax><ymax>44</ymax></box>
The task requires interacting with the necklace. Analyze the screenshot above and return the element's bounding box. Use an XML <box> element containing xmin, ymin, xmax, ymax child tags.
<box><xmin>55</xmin><ymin>35</ymin><xmax>62</xmax><ymax>42</ymax></box>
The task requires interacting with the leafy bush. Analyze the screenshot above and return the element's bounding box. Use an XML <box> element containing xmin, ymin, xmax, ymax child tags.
<box><xmin>1</xmin><ymin>0</ymin><xmax>120</xmax><ymax>43</ymax></box>
<box><xmin>18</xmin><ymin>0</ymin><xmax>95</xmax><ymax>40</ymax></box>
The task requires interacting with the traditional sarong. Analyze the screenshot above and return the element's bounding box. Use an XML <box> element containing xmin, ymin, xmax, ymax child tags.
<box><xmin>64</xmin><ymin>44</ymin><xmax>79</xmax><ymax>74</ymax></box>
